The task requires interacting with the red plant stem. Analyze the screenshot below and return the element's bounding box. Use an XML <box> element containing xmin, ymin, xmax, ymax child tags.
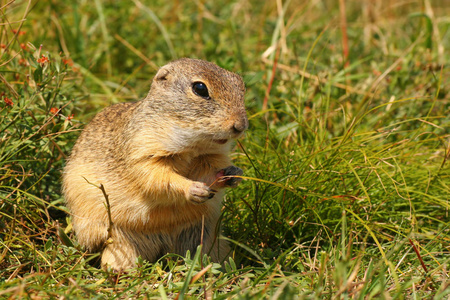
<box><xmin>409</xmin><ymin>239</ymin><xmax>428</xmax><ymax>274</ymax></box>
<box><xmin>339</xmin><ymin>0</ymin><xmax>349</xmax><ymax>68</ymax></box>
<box><xmin>262</xmin><ymin>45</ymin><xmax>280</xmax><ymax>112</ymax></box>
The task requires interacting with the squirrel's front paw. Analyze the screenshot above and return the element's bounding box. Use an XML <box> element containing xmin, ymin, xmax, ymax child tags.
<box><xmin>188</xmin><ymin>182</ymin><xmax>216</xmax><ymax>204</ymax></box>
<box><xmin>216</xmin><ymin>166</ymin><xmax>244</xmax><ymax>188</ymax></box>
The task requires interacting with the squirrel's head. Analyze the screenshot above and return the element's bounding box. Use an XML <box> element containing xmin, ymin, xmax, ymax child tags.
<box><xmin>143</xmin><ymin>58</ymin><xmax>248</xmax><ymax>154</ymax></box>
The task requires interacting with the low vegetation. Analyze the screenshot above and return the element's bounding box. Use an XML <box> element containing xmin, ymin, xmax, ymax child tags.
<box><xmin>1</xmin><ymin>0</ymin><xmax>449</xmax><ymax>298</ymax></box>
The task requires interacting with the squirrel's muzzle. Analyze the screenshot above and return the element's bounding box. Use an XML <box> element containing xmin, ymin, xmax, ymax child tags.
<box><xmin>232</xmin><ymin>115</ymin><xmax>249</xmax><ymax>135</ymax></box>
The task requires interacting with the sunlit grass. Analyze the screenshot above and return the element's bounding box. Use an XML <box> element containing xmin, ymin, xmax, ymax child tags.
<box><xmin>0</xmin><ymin>0</ymin><xmax>449</xmax><ymax>298</ymax></box>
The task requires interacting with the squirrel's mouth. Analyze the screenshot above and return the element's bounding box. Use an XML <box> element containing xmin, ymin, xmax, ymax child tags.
<box><xmin>214</xmin><ymin>139</ymin><xmax>228</xmax><ymax>145</ymax></box>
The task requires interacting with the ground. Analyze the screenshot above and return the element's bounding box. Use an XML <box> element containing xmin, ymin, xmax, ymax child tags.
<box><xmin>0</xmin><ymin>0</ymin><xmax>449</xmax><ymax>298</ymax></box>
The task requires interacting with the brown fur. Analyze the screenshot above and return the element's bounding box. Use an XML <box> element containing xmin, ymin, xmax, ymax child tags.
<box><xmin>62</xmin><ymin>58</ymin><xmax>247</xmax><ymax>270</ymax></box>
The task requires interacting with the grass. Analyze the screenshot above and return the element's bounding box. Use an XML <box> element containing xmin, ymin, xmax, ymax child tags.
<box><xmin>0</xmin><ymin>0</ymin><xmax>449</xmax><ymax>298</ymax></box>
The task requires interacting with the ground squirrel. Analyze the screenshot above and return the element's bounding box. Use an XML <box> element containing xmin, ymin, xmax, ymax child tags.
<box><xmin>62</xmin><ymin>58</ymin><xmax>248</xmax><ymax>271</ymax></box>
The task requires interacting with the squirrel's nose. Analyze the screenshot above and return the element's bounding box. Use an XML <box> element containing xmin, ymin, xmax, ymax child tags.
<box><xmin>232</xmin><ymin>117</ymin><xmax>248</xmax><ymax>134</ymax></box>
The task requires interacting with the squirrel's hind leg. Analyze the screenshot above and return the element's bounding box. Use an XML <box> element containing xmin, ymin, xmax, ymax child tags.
<box><xmin>101</xmin><ymin>227</ymin><xmax>171</xmax><ymax>271</ymax></box>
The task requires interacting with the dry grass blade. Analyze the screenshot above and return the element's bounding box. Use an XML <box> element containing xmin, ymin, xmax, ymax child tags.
<box><xmin>0</xmin><ymin>0</ymin><xmax>448</xmax><ymax>298</ymax></box>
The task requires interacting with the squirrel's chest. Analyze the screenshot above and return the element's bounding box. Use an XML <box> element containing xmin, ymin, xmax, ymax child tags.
<box><xmin>180</xmin><ymin>155</ymin><xmax>228</xmax><ymax>184</ymax></box>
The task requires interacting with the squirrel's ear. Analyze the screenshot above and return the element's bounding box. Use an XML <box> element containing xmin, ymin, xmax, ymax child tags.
<box><xmin>155</xmin><ymin>67</ymin><xmax>170</xmax><ymax>81</ymax></box>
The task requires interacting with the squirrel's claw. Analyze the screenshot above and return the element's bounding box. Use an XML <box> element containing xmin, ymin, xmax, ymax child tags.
<box><xmin>188</xmin><ymin>182</ymin><xmax>215</xmax><ymax>204</ymax></box>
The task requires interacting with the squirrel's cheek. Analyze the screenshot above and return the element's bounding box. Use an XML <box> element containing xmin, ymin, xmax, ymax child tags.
<box><xmin>162</xmin><ymin>126</ymin><xmax>197</xmax><ymax>151</ymax></box>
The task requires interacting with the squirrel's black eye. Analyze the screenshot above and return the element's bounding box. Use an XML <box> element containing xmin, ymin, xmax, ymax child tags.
<box><xmin>192</xmin><ymin>82</ymin><xmax>210</xmax><ymax>99</ymax></box>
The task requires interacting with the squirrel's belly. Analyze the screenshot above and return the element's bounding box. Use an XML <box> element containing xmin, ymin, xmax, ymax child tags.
<box><xmin>119</xmin><ymin>200</ymin><xmax>218</xmax><ymax>233</ymax></box>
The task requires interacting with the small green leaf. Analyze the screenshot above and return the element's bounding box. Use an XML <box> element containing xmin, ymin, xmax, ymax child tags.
<box><xmin>33</xmin><ymin>66</ymin><xmax>43</xmax><ymax>83</ymax></box>
<box><xmin>57</xmin><ymin>225</ymin><xmax>74</xmax><ymax>248</ymax></box>
<box><xmin>44</xmin><ymin>237</ymin><xmax>53</xmax><ymax>252</ymax></box>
